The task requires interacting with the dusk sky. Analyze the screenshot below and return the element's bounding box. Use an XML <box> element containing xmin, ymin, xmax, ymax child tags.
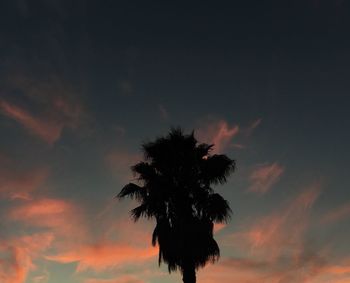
<box><xmin>1</xmin><ymin>1</ymin><xmax>350</xmax><ymax>283</ymax></box>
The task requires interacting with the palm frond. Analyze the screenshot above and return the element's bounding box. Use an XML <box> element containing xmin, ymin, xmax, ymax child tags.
<box><xmin>201</xmin><ymin>154</ymin><xmax>235</xmax><ymax>184</ymax></box>
<box><xmin>132</xmin><ymin>162</ymin><xmax>157</xmax><ymax>181</ymax></box>
<box><xmin>117</xmin><ymin>183</ymin><xmax>145</xmax><ymax>201</ymax></box>
<box><xmin>130</xmin><ymin>203</ymin><xmax>149</xmax><ymax>221</ymax></box>
<box><xmin>206</xmin><ymin>193</ymin><xmax>232</xmax><ymax>223</ymax></box>
<box><xmin>196</xmin><ymin>143</ymin><xmax>214</xmax><ymax>159</ymax></box>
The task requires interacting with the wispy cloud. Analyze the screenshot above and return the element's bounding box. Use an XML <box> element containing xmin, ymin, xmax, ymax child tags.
<box><xmin>198</xmin><ymin>254</ymin><xmax>350</xmax><ymax>283</ymax></box>
<box><xmin>6</xmin><ymin>194</ymin><xmax>159</xmax><ymax>279</ymax></box>
<box><xmin>0</xmin><ymin>233</ymin><xmax>54</xmax><ymax>283</ymax></box>
<box><xmin>0</xmin><ymin>100</ymin><xmax>61</xmax><ymax>144</ymax></box>
<box><xmin>244</xmin><ymin>183</ymin><xmax>321</xmax><ymax>258</ymax></box>
<box><xmin>248</xmin><ymin>162</ymin><xmax>284</xmax><ymax>194</ymax></box>
<box><xmin>0</xmin><ymin>156</ymin><xmax>48</xmax><ymax>200</ymax></box>
<box><xmin>85</xmin><ymin>276</ymin><xmax>145</xmax><ymax>283</ymax></box>
<box><xmin>196</xmin><ymin>119</ymin><xmax>239</xmax><ymax>153</ymax></box>
<box><xmin>196</xmin><ymin>183</ymin><xmax>350</xmax><ymax>283</ymax></box>
<box><xmin>244</xmin><ymin>118</ymin><xmax>262</xmax><ymax>136</ymax></box>
<box><xmin>321</xmin><ymin>201</ymin><xmax>350</xmax><ymax>225</ymax></box>
<box><xmin>8</xmin><ymin>197</ymin><xmax>87</xmax><ymax>244</ymax></box>
<box><xmin>0</xmin><ymin>74</ymin><xmax>85</xmax><ymax>145</ymax></box>
<box><xmin>46</xmin><ymin>243</ymin><xmax>157</xmax><ymax>272</ymax></box>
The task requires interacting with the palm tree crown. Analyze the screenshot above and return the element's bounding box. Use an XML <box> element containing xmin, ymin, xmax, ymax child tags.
<box><xmin>118</xmin><ymin>128</ymin><xmax>235</xmax><ymax>283</ymax></box>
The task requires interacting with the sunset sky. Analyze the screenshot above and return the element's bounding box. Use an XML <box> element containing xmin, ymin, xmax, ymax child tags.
<box><xmin>1</xmin><ymin>1</ymin><xmax>350</xmax><ymax>283</ymax></box>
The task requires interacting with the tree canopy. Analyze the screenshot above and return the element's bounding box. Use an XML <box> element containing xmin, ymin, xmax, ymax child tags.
<box><xmin>118</xmin><ymin>128</ymin><xmax>235</xmax><ymax>283</ymax></box>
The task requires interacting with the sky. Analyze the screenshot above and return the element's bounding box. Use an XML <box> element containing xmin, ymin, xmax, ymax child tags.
<box><xmin>0</xmin><ymin>1</ymin><xmax>350</xmax><ymax>282</ymax></box>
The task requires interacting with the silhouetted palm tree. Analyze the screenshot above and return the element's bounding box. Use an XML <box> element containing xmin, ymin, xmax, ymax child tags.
<box><xmin>118</xmin><ymin>128</ymin><xmax>235</xmax><ymax>283</ymax></box>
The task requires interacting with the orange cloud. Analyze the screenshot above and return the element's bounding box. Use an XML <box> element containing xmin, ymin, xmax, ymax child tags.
<box><xmin>214</xmin><ymin>223</ymin><xmax>226</xmax><ymax>234</ymax></box>
<box><xmin>46</xmin><ymin>242</ymin><xmax>157</xmax><ymax>272</ymax></box>
<box><xmin>6</xmin><ymin>194</ymin><xmax>160</xmax><ymax>278</ymax></box>
<box><xmin>197</xmin><ymin>253</ymin><xmax>346</xmax><ymax>283</ymax></box>
<box><xmin>0</xmin><ymin>100</ymin><xmax>64</xmax><ymax>144</ymax></box>
<box><xmin>225</xmin><ymin>184</ymin><xmax>321</xmax><ymax>253</ymax></box>
<box><xmin>85</xmin><ymin>276</ymin><xmax>145</xmax><ymax>283</ymax></box>
<box><xmin>196</xmin><ymin>119</ymin><xmax>239</xmax><ymax>153</ymax></box>
<box><xmin>100</xmin><ymin>214</ymin><xmax>155</xmax><ymax>246</ymax></box>
<box><xmin>0</xmin><ymin>87</ymin><xmax>84</xmax><ymax>144</ymax></box>
<box><xmin>321</xmin><ymin>202</ymin><xmax>350</xmax><ymax>225</ymax></box>
<box><xmin>248</xmin><ymin>162</ymin><xmax>284</xmax><ymax>194</ymax></box>
<box><xmin>0</xmin><ymin>233</ymin><xmax>53</xmax><ymax>283</ymax></box>
<box><xmin>8</xmin><ymin>197</ymin><xmax>87</xmax><ymax>242</ymax></box>
<box><xmin>0</xmin><ymin>157</ymin><xmax>48</xmax><ymax>199</ymax></box>
<box><xmin>204</xmin><ymin>183</ymin><xmax>333</xmax><ymax>283</ymax></box>
<box><xmin>248</xmin><ymin>183</ymin><xmax>320</xmax><ymax>257</ymax></box>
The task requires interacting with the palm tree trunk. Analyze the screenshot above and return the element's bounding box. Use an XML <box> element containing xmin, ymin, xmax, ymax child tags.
<box><xmin>182</xmin><ymin>262</ymin><xmax>196</xmax><ymax>283</ymax></box>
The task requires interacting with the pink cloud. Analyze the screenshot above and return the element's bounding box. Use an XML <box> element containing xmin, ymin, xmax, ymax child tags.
<box><xmin>99</xmin><ymin>215</ymin><xmax>154</xmax><ymax>245</ymax></box>
<box><xmin>197</xmin><ymin>255</ymin><xmax>350</xmax><ymax>283</ymax></box>
<box><xmin>0</xmin><ymin>100</ymin><xmax>63</xmax><ymax>144</ymax></box>
<box><xmin>196</xmin><ymin>119</ymin><xmax>239</xmax><ymax>153</ymax></box>
<box><xmin>0</xmin><ymin>92</ymin><xmax>84</xmax><ymax>145</ymax></box>
<box><xmin>0</xmin><ymin>233</ymin><xmax>54</xmax><ymax>283</ymax></box>
<box><xmin>213</xmin><ymin>223</ymin><xmax>226</xmax><ymax>234</ymax></box>
<box><xmin>0</xmin><ymin>157</ymin><xmax>48</xmax><ymax>199</ymax></box>
<box><xmin>248</xmin><ymin>162</ymin><xmax>284</xmax><ymax>194</ymax></box>
<box><xmin>85</xmin><ymin>276</ymin><xmax>145</xmax><ymax>283</ymax></box>
<box><xmin>321</xmin><ymin>202</ymin><xmax>350</xmax><ymax>225</ymax></box>
<box><xmin>8</xmin><ymin>197</ymin><xmax>87</xmax><ymax>242</ymax></box>
<box><xmin>244</xmin><ymin>118</ymin><xmax>262</xmax><ymax>136</ymax></box>
<box><xmin>246</xmin><ymin>183</ymin><xmax>321</xmax><ymax>257</ymax></box>
<box><xmin>204</xmin><ymin>183</ymin><xmax>330</xmax><ymax>283</ymax></box>
<box><xmin>46</xmin><ymin>242</ymin><xmax>157</xmax><ymax>272</ymax></box>
<box><xmin>6</xmin><ymin>194</ymin><xmax>160</xmax><ymax>277</ymax></box>
<box><xmin>225</xmin><ymin>183</ymin><xmax>322</xmax><ymax>257</ymax></box>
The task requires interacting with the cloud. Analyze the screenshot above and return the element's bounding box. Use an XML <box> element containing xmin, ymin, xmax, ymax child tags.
<box><xmin>85</xmin><ymin>276</ymin><xmax>145</xmax><ymax>283</ymax></box>
<box><xmin>8</xmin><ymin>197</ymin><xmax>87</xmax><ymax>243</ymax></box>
<box><xmin>0</xmin><ymin>233</ymin><xmax>54</xmax><ymax>283</ymax></box>
<box><xmin>321</xmin><ymin>202</ymin><xmax>350</xmax><ymax>225</ymax></box>
<box><xmin>6</xmin><ymin>193</ymin><xmax>160</xmax><ymax>278</ymax></box>
<box><xmin>244</xmin><ymin>118</ymin><xmax>262</xmax><ymax>136</ymax></box>
<box><xmin>0</xmin><ymin>100</ymin><xmax>62</xmax><ymax>144</ymax></box>
<box><xmin>244</xmin><ymin>183</ymin><xmax>321</xmax><ymax>258</ymax></box>
<box><xmin>46</xmin><ymin>242</ymin><xmax>157</xmax><ymax>272</ymax></box>
<box><xmin>7</xmin><ymin>194</ymin><xmax>159</xmax><ymax>277</ymax></box>
<box><xmin>0</xmin><ymin>156</ymin><xmax>48</xmax><ymax>199</ymax></box>
<box><xmin>0</xmin><ymin>74</ymin><xmax>85</xmax><ymax>145</ymax></box>
<box><xmin>214</xmin><ymin>223</ymin><xmax>227</xmax><ymax>234</ymax></box>
<box><xmin>32</xmin><ymin>272</ymin><xmax>50</xmax><ymax>283</ymax></box>
<box><xmin>0</xmin><ymin>97</ymin><xmax>83</xmax><ymax>144</ymax></box>
<box><xmin>197</xmin><ymin>254</ymin><xmax>350</xmax><ymax>283</ymax></box>
<box><xmin>196</xmin><ymin>119</ymin><xmax>239</xmax><ymax>153</ymax></box>
<box><xmin>200</xmin><ymin>183</ymin><xmax>338</xmax><ymax>283</ymax></box>
<box><xmin>248</xmin><ymin>162</ymin><xmax>284</xmax><ymax>194</ymax></box>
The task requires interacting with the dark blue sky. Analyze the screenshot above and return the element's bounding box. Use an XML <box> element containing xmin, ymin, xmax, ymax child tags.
<box><xmin>0</xmin><ymin>1</ymin><xmax>350</xmax><ymax>282</ymax></box>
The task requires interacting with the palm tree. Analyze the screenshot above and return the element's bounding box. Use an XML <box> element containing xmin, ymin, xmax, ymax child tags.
<box><xmin>118</xmin><ymin>128</ymin><xmax>235</xmax><ymax>283</ymax></box>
